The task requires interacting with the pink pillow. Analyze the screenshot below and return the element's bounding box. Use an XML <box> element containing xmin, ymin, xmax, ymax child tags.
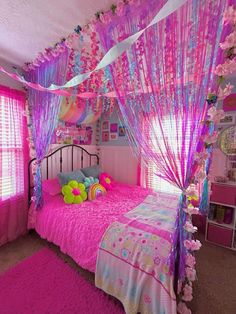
<box><xmin>99</xmin><ymin>172</ymin><xmax>115</xmax><ymax>190</ymax></box>
<box><xmin>42</xmin><ymin>178</ymin><xmax>61</xmax><ymax>196</ymax></box>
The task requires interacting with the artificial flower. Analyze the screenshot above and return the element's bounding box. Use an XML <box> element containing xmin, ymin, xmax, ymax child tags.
<box><xmin>218</xmin><ymin>83</ymin><xmax>234</xmax><ymax>100</ymax></box>
<box><xmin>61</xmin><ymin>180</ymin><xmax>87</xmax><ymax>204</ymax></box>
<box><xmin>215</xmin><ymin>58</ymin><xmax>236</xmax><ymax>77</ymax></box>
<box><xmin>184</xmin><ymin>206</ymin><xmax>199</xmax><ymax>215</ymax></box>
<box><xmin>194</xmin><ymin>151</ymin><xmax>209</xmax><ymax>164</ymax></box>
<box><xmin>182</xmin><ymin>284</ymin><xmax>193</xmax><ymax>302</ymax></box>
<box><xmin>220</xmin><ymin>31</ymin><xmax>236</xmax><ymax>50</ymax></box>
<box><xmin>223</xmin><ymin>6</ymin><xmax>236</xmax><ymax>25</ymax></box>
<box><xmin>184</xmin><ymin>221</ymin><xmax>198</xmax><ymax>233</ymax></box>
<box><xmin>177</xmin><ymin>301</ymin><xmax>192</xmax><ymax>314</ymax></box>
<box><xmin>184</xmin><ymin>239</ymin><xmax>202</xmax><ymax>251</ymax></box>
<box><xmin>185</xmin><ymin>254</ymin><xmax>196</xmax><ymax>268</ymax></box>
<box><xmin>186</xmin><ymin>267</ymin><xmax>196</xmax><ymax>281</ymax></box>
<box><xmin>207</xmin><ymin>107</ymin><xmax>225</xmax><ymax>124</ymax></box>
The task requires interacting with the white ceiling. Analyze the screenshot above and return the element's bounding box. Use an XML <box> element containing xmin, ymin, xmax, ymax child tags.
<box><xmin>0</xmin><ymin>0</ymin><xmax>114</xmax><ymax>67</ymax></box>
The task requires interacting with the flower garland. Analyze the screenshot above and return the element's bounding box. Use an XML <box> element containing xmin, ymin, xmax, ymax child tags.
<box><xmin>177</xmin><ymin>6</ymin><xmax>236</xmax><ymax>314</ymax></box>
<box><xmin>23</xmin><ymin>0</ymin><xmax>142</xmax><ymax>72</ymax></box>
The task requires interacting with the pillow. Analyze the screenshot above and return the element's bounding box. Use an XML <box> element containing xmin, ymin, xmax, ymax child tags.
<box><xmin>57</xmin><ymin>170</ymin><xmax>86</xmax><ymax>186</ymax></box>
<box><xmin>99</xmin><ymin>172</ymin><xmax>115</xmax><ymax>190</ymax></box>
<box><xmin>83</xmin><ymin>177</ymin><xmax>99</xmax><ymax>190</ymax></box>
<box><xmin>88</xmin><ymin>183</ymin><xmax>106</xmax><ymax>201</ymax></box>
<box><xmin>42</xmin><ymin>178</ymin><xmax>61</xmax><ymax>196</ymax></box>
<box><xmin>61</xmin><ymin>180</ymin><xmax>87</xmax><ymax>204</ymax></box>
<box><xmin>80</xmin><ymin>165</ymin><xmax>102</xmax><ymax>179</ymax></box>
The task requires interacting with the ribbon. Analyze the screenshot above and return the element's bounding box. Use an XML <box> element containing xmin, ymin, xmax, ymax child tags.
<box><xmin>0</xmin><ymin>0</ymin><xmax>187</xmax><ymax>95</ymax></box>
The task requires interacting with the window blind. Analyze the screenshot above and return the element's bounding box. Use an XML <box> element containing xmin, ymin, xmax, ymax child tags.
<box><xmin>145</xmin><ymin>116</ymin><xmax>191</xmax><ymax>194</ymax></box>
<box><xmin>0</xmin><ymin>91</ymin><xmax>26</xmax><ymax>201</ymax></box>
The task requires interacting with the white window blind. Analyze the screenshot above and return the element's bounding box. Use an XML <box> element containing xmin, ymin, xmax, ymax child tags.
<box><xmin>0</xmin><ymin>93</ymin><xmax>26</xmax><ymax>200</ymax></box>
<box><xmin>145</xmin><ymin>115</ymin><xmax>191</xmax><ymax>194</ymax></box>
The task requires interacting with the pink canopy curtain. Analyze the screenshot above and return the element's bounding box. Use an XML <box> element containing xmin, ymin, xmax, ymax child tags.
<box><xmin>95</xmin><ymin>0</ymin><xmax>227</xmax><ymax>277</ymax></box>
<box><xmin>0</xmin><ymin>85</ymin><xmax>28</xmax><ymax>246</ymax></box>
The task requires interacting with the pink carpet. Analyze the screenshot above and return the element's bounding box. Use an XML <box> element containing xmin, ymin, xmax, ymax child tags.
<box><xmin>0</xmin><ymin>248</ymin><xmax>124</xmax><ymax>314</ymax></box>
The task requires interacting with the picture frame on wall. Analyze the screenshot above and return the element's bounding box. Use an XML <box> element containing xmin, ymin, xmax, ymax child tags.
<box><xmin>110</xmin><ymin>123</ymin><xmax>118</xmax><ymax>133</ymax></box>
<box><xmin>102</xmin><ymin>121</ymin><xmax>109</xmax><ymax>130</ymax></box>
<box><xmin>119</xmin><ymin>126</ymin><xmax>126</xmax><ymax>137</ymax></box>
<box><xmin>218</xmin><ymin>113</ymin><xmax>236</xmax><ymax>126</ymax></box>
<box><xmin>102</xmin><ymin>131</ymin><xmax>109</xmax><ymax>142</ymax></box>
<box><xmin>110</xmin><ymin>133</ymin><xmax>118</xmax><ymax>141</ymax></box>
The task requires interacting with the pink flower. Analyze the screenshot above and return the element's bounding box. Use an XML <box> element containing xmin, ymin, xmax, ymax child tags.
<box><xmin>220</xmin><ymin>31</ymin><xmax>236</xmax><ymax>50</ymax></box>
<box><xmin>215</xmin><ymin>58</ymin><xmax>236</xmax><ymax>77</ymax></box>
<box><xmin>177</xmin><ymin>302</ymin><xmax>192</xmax><ymax>314</ymax></box>
<box><xmin>184</xmin><ymin>221</ymin><xmax>198</xmax><ymax>233</ymax></box>
<box><xmin>184</xmin><ymin>239</ymin><xmax>202</xmax><ymax>251</ymax></box>
<box><xmin>100</xmin><ymin>12</ymin><xmax>112</xmax><ymax>24</ymax></box>
<box><xmin>207</xmin><ymin>107</ymin><xmax>225</xmax><ymax>124</ymax></box>
<box><xmin>203</xmin><ymin>131</ymin><xmax>218</xmax><ymax>145</ymax></box>
<box><xmin>184</xmin><ymin>206</ymin><xmax>199</xmax><ymax>215</ymax></box>
<box><xmin>116</xmin><ymin>1</ymin><xmax>125</xmax><ymax>16</ymax></box>
<box><xmin>223</xmin><ymin>6</ymin><xmax>236</xmax><ymax>25</ymax></box>
<box><xmin>182</xmin><ymin>284</ymin><xmax>193</xmax><ymax>302</ymax></box>
<box><xmin>194</xmin><ymin>151</ymin><xmax>209</xmax><ymax>165</ymax></box>
<box><xmin>186</xmin><ymin>254</ymin><xmax>196</xmax><ymax>268</ymax></box>
<box><xmin>143</xmin><ymin>294</ymin><xmax>151</xmax><ymax>304</ymax></box>
<box><xmin>218</xmin><ymin>83</ymin><xmax>234</xmax><ymax>100</ymax></box>
<box><xmin>186</xmin><ymin>267</ymin><xmax>196</xmax><ymax>281</ymax></box>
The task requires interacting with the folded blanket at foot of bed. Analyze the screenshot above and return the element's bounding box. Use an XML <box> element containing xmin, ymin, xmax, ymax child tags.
<box><xmin>95</xmin><ymin>194</ymin><xmax>179</xmax><ymax>314</ymax></box>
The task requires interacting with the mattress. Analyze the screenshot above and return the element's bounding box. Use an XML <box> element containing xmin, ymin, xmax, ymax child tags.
<box><xmin>28</xmin><ymin>183</ymin><xmax>151</xmax><ymax>272</ymax></box>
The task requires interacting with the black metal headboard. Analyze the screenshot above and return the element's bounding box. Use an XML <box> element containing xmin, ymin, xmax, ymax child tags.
<box><xmin>28</xmin><ymin>144</ymin><xmax>99</xmax><ymax>205</ymax></box>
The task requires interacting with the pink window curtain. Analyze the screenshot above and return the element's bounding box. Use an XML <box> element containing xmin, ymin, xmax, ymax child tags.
<box><xmin>0</xmin><ymin>85</ymin><xmax>28</xmax><ymax>246</ymax></box>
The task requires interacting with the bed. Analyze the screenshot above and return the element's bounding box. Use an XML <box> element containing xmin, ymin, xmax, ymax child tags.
<box><xmin>28</xmin><ymin>144</ymin><xmax>180</xmax><ymax>314</ymax></box>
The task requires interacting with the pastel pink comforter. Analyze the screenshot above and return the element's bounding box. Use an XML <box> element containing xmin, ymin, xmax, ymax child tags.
<box><xmin>28</xmin><ymin>183</ymin><xmax>151</xmax><ymax>273</ymax></box>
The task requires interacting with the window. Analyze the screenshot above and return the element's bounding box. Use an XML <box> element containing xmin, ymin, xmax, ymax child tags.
<box><xmin>0</xmin><ymin>87</ymin><xmax>26</xmax><ymax>201</ymax></box>
<box><xmin>144</xmin><ymin>115</ymin><xmax>191</xmax><ymax>194</ymax></box>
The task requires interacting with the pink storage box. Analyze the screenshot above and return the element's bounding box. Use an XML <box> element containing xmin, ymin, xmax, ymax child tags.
<box><xmin>207</xmin><ymin>223</ymin><xmax>233</xmax><ymax>247</ymax></box>
<box><xmin>210</xmin><ymin>183</ymin><xmax>236</xmax><ymax>206</ymax></box>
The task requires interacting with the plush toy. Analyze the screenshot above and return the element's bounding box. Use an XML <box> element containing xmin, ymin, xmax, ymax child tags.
<box><xmin>61</xmin><ymin>180</ymin><xmax>87</xmax><ymax>204</ymax></box>
<box><xmin>83</xmin><ymin>176</ymin><xmax>99</xmax><ymax>190</ymax></box>
<box><xmin>99</xmin><ymin>172</ymin><xmax>115</xmax><ymax>190</ymax></box>
<box><xmin>88</xmin><ymin>183</ymin><xmax>106</xmax><ymax>201</ymax></box>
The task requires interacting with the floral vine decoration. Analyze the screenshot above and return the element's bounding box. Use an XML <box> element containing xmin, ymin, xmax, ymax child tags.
<box><xmin>177</xmin><ymin>6</ymin><xmax>236</xmax><ymax>314</ymax></box>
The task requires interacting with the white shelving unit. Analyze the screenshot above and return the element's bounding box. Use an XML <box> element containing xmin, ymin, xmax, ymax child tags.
<box><xmin>205</xmin><ymin>182</ymin><xmax>236</xmax><ymax>251</ymax></box>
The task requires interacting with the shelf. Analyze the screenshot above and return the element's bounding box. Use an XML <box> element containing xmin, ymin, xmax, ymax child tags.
<box><xmin>207</xmin><ymin>219</ymin><xmax>235</xmax><ymax>229</ymax></box>
<box><xmin>212</xmin><ymin>181</ymin><xmax>236</xmax><ymax>186</ymax></box>
<box><xmin>210</xmin><ymin>201</ymin><xmax>236</xmax><ymax>208</ymax></box>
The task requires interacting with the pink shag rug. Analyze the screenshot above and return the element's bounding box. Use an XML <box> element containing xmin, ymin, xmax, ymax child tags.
<box><xmin>0</xmin><ymin>248</ymin><xmax>124</xmax><ymax>314</ymax></box>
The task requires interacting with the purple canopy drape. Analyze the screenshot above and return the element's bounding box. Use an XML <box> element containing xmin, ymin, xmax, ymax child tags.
<box><xmin>27</xmin><ymin>47</ymin><xmax>69</xmax><ymax>209</ymax></box>
<box><xmin>95</xmin><ymin>0</ymin><xmax>228</xmax><ymax>277</ymax></box>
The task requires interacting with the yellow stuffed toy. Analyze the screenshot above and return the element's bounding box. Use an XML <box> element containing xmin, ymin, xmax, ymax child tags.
<box><xmin>61</xmin><ymin>180</ymin><xmax>87</xmax><ymax>204</ymax></box>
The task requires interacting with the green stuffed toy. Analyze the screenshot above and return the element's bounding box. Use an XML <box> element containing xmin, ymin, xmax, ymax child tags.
<box><xmin>61</xmin><ymin>180</ymin><xmax>87</xmax><ymax>204</ymax></box>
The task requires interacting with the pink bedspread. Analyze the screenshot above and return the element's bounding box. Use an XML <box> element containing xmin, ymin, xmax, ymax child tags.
<box><xmin>28</xmin><ymin>183</ymin><xmax>151</xmax><ymax>273</ymax></box>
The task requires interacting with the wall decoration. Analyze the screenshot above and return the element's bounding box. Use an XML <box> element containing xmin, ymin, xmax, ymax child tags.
<box><xmin>110</xmin><ymin>133</ymin><xmax>118</xmax><ymax>141</ymax></box>
<box><xmin>102</xmin><ymin>121</ymin><xmax>109</xmax><ymax>130</ymax></box>
<box><xmin>110</xmin><ymin>123</ymin><xmax>118</xmax><ymax>133</ymax></box>
<box><xmin>119</xmin><ymin>126</ymin><xmax>126</xmax><ymax>137</ymax></box>
<box><xmin>219</xmin><ymin>113</ymin><xmax>235</xmax><ymax>126</ymax></box>
<box><xmin>102</xmin><ymin>131</ymin><xmax>109</xmax><ymax>142</ymax></box>
<box><xmin>53</xmin><ymin>122</ymin><xmax>93</xmax><ymax>145</ymax></box>
<box><xmin>223</xmin><ymin>93</ymin><xmax>236</xmax><ymax>112</ymax></box>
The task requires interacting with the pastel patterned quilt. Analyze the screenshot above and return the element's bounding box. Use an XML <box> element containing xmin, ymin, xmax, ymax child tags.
<box><xmin>95</xmin><ymin>194</ymin><xmax>179</xmax><ymax>314</ymax></box>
